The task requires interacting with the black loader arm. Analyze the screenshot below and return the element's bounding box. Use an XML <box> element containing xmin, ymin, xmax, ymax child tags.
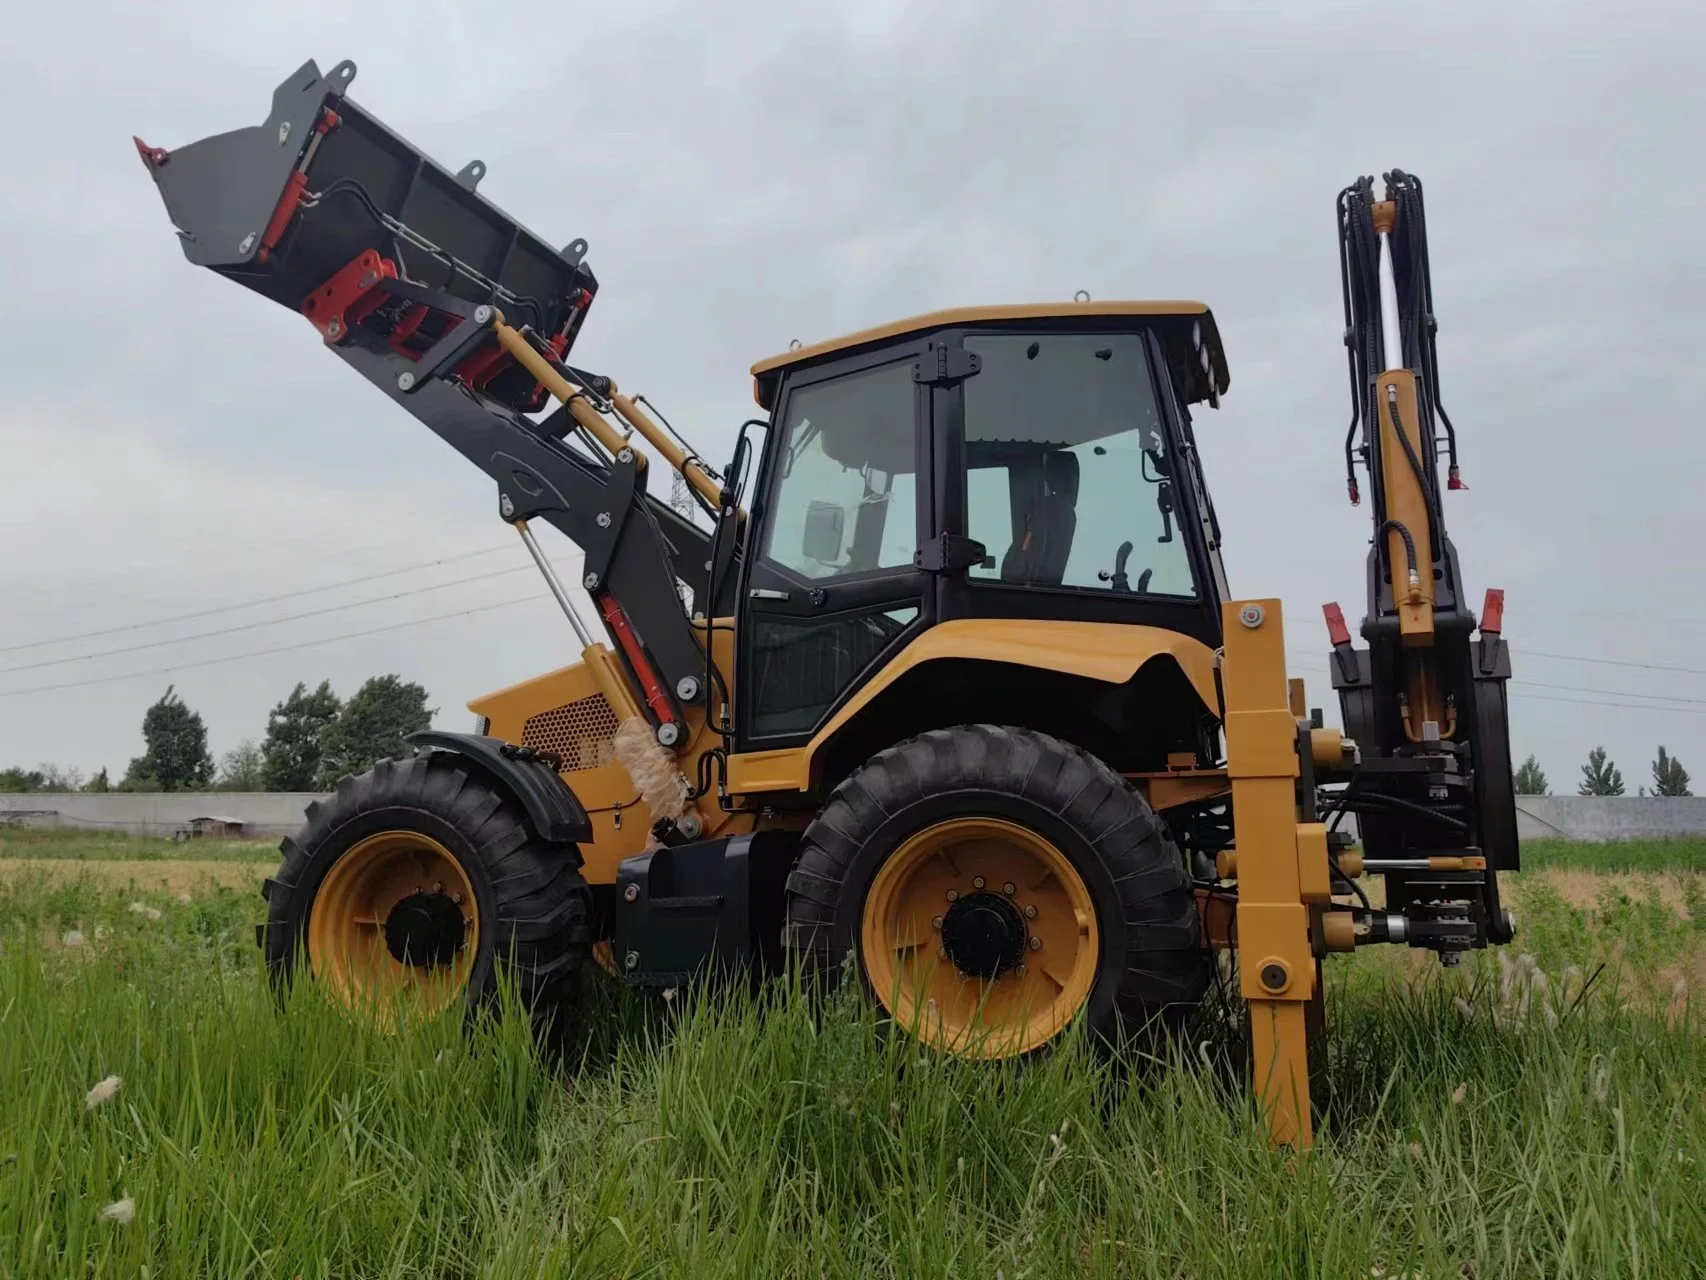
<box><xmin>134</xmin><ymin>57</ymin><xmax>710</xmax><ymax>730</ymax></box>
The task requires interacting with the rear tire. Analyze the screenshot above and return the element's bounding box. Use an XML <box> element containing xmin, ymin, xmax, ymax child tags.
<box><xmin>260</xmin><ymin>752</ymin><xmax>592</xmax><ymax>1033</ymax></box>
<box><xmin>784</xmin><ymin>725</ymin><xmax>1208</xmax><ymax>1057</ymax></box>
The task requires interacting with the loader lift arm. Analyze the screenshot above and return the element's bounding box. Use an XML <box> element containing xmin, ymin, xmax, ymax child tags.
<box><xmin>134</xmin><ymin>58</ymin><xmax>741</xmax><ymax>745</ymax></box>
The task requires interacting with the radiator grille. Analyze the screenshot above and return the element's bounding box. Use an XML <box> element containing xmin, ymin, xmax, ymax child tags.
<box><xmin>522</xmin><ymin>694</ymin><xmax>620</xmax><ymax>773</ymax></box>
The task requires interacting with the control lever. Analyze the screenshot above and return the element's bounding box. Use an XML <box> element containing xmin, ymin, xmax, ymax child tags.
<box><xmin>1098</xmin><ymin>541</ymin><xmax>1135</xmax><ymax>592</ymax></box>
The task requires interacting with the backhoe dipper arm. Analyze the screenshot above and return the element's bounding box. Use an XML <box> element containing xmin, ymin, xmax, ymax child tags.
<box><xmin>1327</xmin><ymin>170</ymin><xmax>1518</xmax><ymax>938</ymax></box>
<box><xmin>132</xmin><ymin>57</ymin><xmax>715</xmax><ymax>742</ymax></box>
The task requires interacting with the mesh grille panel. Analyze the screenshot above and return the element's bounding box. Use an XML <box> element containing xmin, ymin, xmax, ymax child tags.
<box><xmin>522</xmin><ymin>694</ymin><xmax>620</xmax><ymax>773</ymax></box>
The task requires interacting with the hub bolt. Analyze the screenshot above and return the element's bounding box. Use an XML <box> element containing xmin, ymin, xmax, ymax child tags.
<box><xmin>932</xmin><ymin>915</ymin><xmax>943</xmax><ymax>930</ymax></box>
<box><xmin>1028</xmin><ymin>936</ymin><xmax>1042</xmax><ymax>951</ymax></box>
<box><xmin>938</xmin><ymin>948</ymin><xmax>949</xmax><ymax>962</ymax></box>
<box><xmin>1003</xmin><ymin>882</ymin><xmax>1016</xmax><ymax>896</ymax></box>
<box><xmin>946</xmin><ymin>889</ymin><xmax>959</xmax><ymax>902</ymax></box>
<box><xmin>972</xmin><ymin>876</ymin><xmax>985</xmax><ymax>890</ymax></box>
<box><xmin>1016</xmin><ymin>964</ymin><xmax>1027</xmax><ymax>977</ymax></box>
<box><xmin>1024</xmin><ymin>904</ymin><xmax>1037</xmax><ymax>919</ymax></box>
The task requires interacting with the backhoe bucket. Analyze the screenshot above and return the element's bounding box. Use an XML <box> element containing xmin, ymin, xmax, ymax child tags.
<box><xmin>135</xmin><ymin>58</ymin><xmax>597</xmax><ymax>410</ymax></box>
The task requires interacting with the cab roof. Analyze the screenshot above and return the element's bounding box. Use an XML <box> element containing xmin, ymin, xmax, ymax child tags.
<box><xmin>750</xmin><ymin>300</ymin><xmax>1229</xmax><ymax>411</ymax></box>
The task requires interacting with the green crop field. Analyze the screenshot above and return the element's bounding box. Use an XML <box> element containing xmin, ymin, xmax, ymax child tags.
<box><xmin>1</xmin><ymin>836</ymin><xmax>1701</xmax><ymax>1278</ymax></box>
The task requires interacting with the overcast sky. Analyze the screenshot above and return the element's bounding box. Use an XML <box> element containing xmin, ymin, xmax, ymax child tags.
<box><xmin>1</xmin><ymin>0</ymin><xmax>1702</xmax><ymax>794</ymax></box>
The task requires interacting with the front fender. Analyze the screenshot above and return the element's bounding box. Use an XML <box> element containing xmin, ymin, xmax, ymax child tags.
<box><xmin>408</xmin><ymin>731</ymin><xmax>594</xmax><ymax>845</ymax></box>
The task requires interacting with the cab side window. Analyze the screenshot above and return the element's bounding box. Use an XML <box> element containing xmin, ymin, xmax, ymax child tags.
<box><xmin>761</xmin><ymin>360</ymin><xmax>918</xmax><ymax>581</ymax></box>
<box><xmin>962</xmin><ymin>332</ymin><xmax>1198</xmax><ymax>599</ymax></box>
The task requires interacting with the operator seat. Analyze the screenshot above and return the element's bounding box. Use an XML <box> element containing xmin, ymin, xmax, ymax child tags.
<box><xmin>1001</xmin><ymin>450</ymin><xmax>1079</xmax><ymax>586</ymax></box>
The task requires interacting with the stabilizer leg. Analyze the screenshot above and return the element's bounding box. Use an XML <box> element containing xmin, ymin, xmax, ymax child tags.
<box><xmin>1222</xmin><ymin>598</ymin><xmax>1317</xmax><ymax>1149</ymax></box>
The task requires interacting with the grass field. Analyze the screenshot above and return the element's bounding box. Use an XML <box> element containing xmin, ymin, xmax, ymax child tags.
<box><xmin>2</xmin><ymin>831</ymin><xmax>1702</xmax><ymax>1278</ymax></box>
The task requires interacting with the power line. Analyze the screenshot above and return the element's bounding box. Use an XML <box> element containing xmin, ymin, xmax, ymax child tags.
<box><xmin>1284</xmin><ymin>652</ymin><xmax>1706</xmax><ymax>714</ymax></box>
<box><xmin>1514</xmin><ymin>648</ymin><xmax>1706</xmax><ymax>678</ymax></box>
<box><xmin>0</xmin><ymin>543</ymin><xmax>527</xmax><ymax>654</ymax></box>
<box><xmin>0</xmin><ymin>564</ymin><xmax>542</xmax><ymax>676</ymax></box>
<box><xmin>0</xmin><ymin>593</ymin><xmax>557</xmax><ymax>701</ymax></box>
<box><xmin>1506</xmin><ymin>689</ymin><xmax>1706</xmax><ymax>717</ymax></box>
<box><xmin>1509</xmin><ymin>678</ymin><xmax>1706</xmax><ymax>708</ymax></box>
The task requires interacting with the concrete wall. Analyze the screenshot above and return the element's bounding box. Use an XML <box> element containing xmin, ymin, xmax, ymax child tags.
<box><xmin>0</xmin><ymin>792</ymin><xmax>325</xmax><ymax>838</ymax></box>
<box><xmin>1514</xmin><ymin>796</ymin><xmax>1706</xmax><ymax>842</ymax></box>
<box><xmin>6</xmin><ymin>792</ymin><xmax>1706</xmax><ymax>844</ymax></box>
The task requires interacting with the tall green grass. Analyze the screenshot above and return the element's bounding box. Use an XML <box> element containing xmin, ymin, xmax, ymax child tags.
<box><xmin>1</xmin><ymin>873</ymin><xmax>1702</xmax><ymax>1278</ymax></box>
<box><xmin>0</xmin><ymin>826</ymin><xmax>279</xmax><ymax>862</ymax></box>
<box><xmin>1519</xmin><ymin>835</ymin><xmax>1706</xmax><ymax>873</ymax></box>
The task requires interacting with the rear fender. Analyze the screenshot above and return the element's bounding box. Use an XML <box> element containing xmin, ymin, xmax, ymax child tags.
<box><xmin>408</xmin><ymin>731</ymin><xmax>593</xmax><ymax>845</ymax></box>
<box><xmin>726</xmin><ymin>618</ymin><xmax>1222</xmax><ymax>794</ymax></box>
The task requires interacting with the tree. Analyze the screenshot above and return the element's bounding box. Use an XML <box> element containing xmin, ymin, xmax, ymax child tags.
<box><xmin>1577</xmin><ymin>746</ymin><xmax>1625</xmax><ymax>797</ymax></box>
<box><xmin>1652</xmin><ymin>746</ymin><xmax>1692</xmax><ymax>797</ymax></box>
<box><xmin>122</xmin><ymin>686</ymin><xmax>214</xmax><ymax>792</ymax></box>
<box><xmin>216</xmin><ymin>739</ymin><xmax>266</xmax><ymax>791</ymax></box>
<box><xmin>1513</xmin><ymin>754</ymin><xmax>1549</xmax><ymax>796</ymax></box>
<box><xmin>261</xmin><ymin>680</ymin><xmax>342</xmax><ymax>791</ymax></box>
<box><xmin>0</xmin><ymin>768</ymin><xmax>45</xmax><ymax>793</ymax></box>
<box><xmin>84</xmin><ymin>768</ymin><xmax>110</xmax><ymax>793</ymax></box>
<box><xmin>318</xmin><ymin>675</ymin><xmax>434</xmax><ymax>787</ymax></box>
<box><xmin>38</xmin><ymin>763</ymin><xmax>85</xmax><ymax>792</ymax></box>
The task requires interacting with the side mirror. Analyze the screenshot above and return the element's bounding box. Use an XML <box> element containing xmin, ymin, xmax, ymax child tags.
<box><xmin>802</xmin><ymin>501</ymin><xmax>845</xmax><ymax>565</ymax></box>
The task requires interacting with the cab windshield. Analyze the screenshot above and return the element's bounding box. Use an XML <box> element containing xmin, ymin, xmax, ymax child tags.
<box><xmin>962</xmin><ymin>332</ymin><xmax>1197</xmax><ymax>598</ymax></box>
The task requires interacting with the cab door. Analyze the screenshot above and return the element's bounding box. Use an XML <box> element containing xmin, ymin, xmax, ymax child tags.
<box><xmin>735</xmin><ymin>344</ymin><xmax>934</xmax><ymax>749</ymax></box>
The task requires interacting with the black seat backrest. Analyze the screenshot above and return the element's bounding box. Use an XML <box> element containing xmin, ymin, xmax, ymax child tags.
<box><xmin>1000</xmin><ymin>451</ymin><xmax>1079</xmax><ymax>586</ymax></box>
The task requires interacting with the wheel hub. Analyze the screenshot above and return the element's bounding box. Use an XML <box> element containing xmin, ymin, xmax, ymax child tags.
<box><xmin>940</xmin><ymin>889</ymin><xmax>1027</xmax><ymax>979</ymax></box>
<box><xmin>383</xmin><ymin>891</ymin><xmax>466</xmax><ymax>968</ymax></box>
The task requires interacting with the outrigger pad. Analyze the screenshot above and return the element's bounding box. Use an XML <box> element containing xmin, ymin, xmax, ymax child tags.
<box><xmin>134</xmin><ymin>57</ymin><xmax>597</xmax><ymax>362</ymax></box>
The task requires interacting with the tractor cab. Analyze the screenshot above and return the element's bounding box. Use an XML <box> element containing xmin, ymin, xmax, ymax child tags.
<box><xmin>735</xmin><ymin>303</ymin><xmax>1233</xmax><ymax>763</ymax></box>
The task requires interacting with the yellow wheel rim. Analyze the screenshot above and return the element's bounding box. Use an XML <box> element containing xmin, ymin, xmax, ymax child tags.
<box><xmin>860</xmin><ymin>816</ymin><xmax>1100</xmax><ymax>1059</ymax></box>
<box><xmin>306</xmin><ymin>829</ymin><xmax>480</xmax><ymax>1022</ymax></box>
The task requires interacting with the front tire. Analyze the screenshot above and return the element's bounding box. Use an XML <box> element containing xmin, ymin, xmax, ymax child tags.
<box><xmin>784</xmin><ymin>725</ymin><xmax>1209</xmax><ymax>1058</ymax></box>
<box><xmin>260</xmin><ymin>752</ymin><xmax>592</xmax><ymax>1032</ymax></box>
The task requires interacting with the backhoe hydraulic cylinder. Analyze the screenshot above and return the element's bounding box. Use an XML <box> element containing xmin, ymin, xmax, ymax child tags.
<box><xmin>1374</xmin><ymin>201</ymin><xmax>1404</xmax><ymax>372</ymax></box>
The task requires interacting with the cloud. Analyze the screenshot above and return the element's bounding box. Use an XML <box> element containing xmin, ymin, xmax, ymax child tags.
<box><xmin>0</xmin><ymin>0</ymin><xmax>1702</xmax><ymax>787</ymax></box>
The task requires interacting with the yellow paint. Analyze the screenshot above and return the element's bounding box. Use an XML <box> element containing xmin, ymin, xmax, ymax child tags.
<box><xmin>751</xmin><ymin>300</ymin><xmax>1212</xmax><ymax>377</ymax></box>
<box><xmin>1376</xmin><ymin>369</ymin><xmax>1435</xmax><ymax>647</ymax></box>
<box><xmin>1131</xmin><ymin>768</ymin><xmax>1232</xmax><ymax>811</ymax></box>
<box><xmin>493</xmin><ymin>321</ymin><xmax>634</xmax><ymax>462</ymax></box>
<box><xmin>859</xmin><ymin>815</ymin><xmax>1099</xmax><ymax>1059</ymax></box>
<box><xmin>1221</xmin><ymin>598</ymin><xmax>1316</xmax><ymax>1149</ymax></box>
<box><xmin>723</xmin><ymin>618</ymin><xmax>1221</xmax><ymax>795</ymax></box>
<box><xmin>1295</xmin><ymin>823</ymin><xmax>1332</xmax><ymax>904</ymax></box>
<box><xmin>610</xmin><ymin>392</ymin><xmax>725</xmax><ymax>511</ymax></box>
<box><xmin>467</xmin><ymin>620</ymin><xmax>749</xmax><ymax>885</ymax></box>
<box><xmin>306</xmin><ymin>829</ymin><xmax>479</xmax><ymax>1023</ymax></box>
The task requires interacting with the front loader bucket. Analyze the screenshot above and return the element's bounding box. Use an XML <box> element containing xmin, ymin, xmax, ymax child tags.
<box><xmin>135</xmin><ymin>58</ymin><xmax>597</xmax><ymax>411</ymax></box>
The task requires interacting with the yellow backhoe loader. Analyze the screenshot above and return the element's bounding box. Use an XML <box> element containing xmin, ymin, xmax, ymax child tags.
<box><xmin>137</xmin><ymin>58</ymin><xmax>1518</xmax><ymax>1147</ymax></box>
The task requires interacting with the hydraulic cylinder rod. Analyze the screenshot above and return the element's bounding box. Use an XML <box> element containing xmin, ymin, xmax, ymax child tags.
<box><xmin>514</xmin><ymin>520</ymin><xmax>594</xmax><ymax>647</ymax></box>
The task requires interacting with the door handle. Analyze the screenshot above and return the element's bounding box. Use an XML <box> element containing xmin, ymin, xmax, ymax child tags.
<box><xmin>749</xmin><ymin>588</ymin><xmax>790</xmax><ymax>601</ymax></box>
